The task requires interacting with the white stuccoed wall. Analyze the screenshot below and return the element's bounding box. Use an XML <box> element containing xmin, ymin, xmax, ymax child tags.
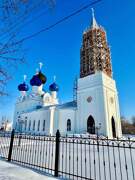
<box><xmin>76</xmin><ymin>71</ymin><xmax>122</xmax><ymax>138</ymax></box>
<box><xmin>20</xmin><ymin>108</ymin><xmax>51</xmax><ymax>134</ymax></box>
<box><xmin>102</xmin><ymin>73</ymin><xmax>122</xmax><ymax>137</ymax></box>
<box><xmin>13</xmin><ymin>90</ymin><xmax>59</xmax><ymax>132</ymax></box>
<box><xmin>57</xmin><ymin>108</ymin><xmax>76</xmax><ymax>135</ymax></box>
<box><xmin>13</xmin><ymin>96</ymin><xmax>43</xmax><ymax>129</ymax></box>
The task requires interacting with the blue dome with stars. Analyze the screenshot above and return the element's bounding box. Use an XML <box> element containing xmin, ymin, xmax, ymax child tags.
<box><xmin>49</xmin><ymin>82</ymin><xmax>59</xmax><ymax>92</ymax></box>
<box><xmin>18</xmin><ymin>82</ymin><xmax>29</xmax><ymax>91</ymax></box>
<box><xmin>30</xmin><ymin>74</ymin><xmax>42</xmax><ymax>86</ymax></box>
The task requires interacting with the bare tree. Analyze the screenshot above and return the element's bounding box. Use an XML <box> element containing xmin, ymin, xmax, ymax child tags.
<box><xmin>121</xmin><ymin>116</ymin><xmax>135</xmax><ymax>134</ymax></box>
<box><xmin>0</xmin><ymin>0</ymin><xmax>55</xmax><ymax>96</ymax></box>
<box><xmin>132</xmin><ymin>116</ymin><xmax>135</xmax><ymax>126</ymax></box>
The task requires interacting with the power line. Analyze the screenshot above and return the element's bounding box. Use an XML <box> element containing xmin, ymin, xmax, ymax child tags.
<box><xmin>0</xmin><ymin>8</ymin><xmax>50</xmax><ymax>42</ymax></box>
<box><xmin>10</xmin><ymin>0</ymin><xmax>102</xmax><ymax>46</ymax></box>
<box><xmin>0</xmin><ymin>1</ymin><xmax>92</xmax><ymax>42</ymax></box>
<box><xmin>0</xmin><ymin>0</ymin><xmax>51</xmax><ymax>40</ymax></box>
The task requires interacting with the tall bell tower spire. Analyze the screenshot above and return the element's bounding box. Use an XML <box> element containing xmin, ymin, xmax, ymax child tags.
<box><xmin>80</xmin><ymin>9</ymin><xmax>112</xmax><ymax>78</ymax></box>
<box><xmin>77</xmin><ymin>10</ymin><xmax>122</xmax><ymax>138</ymax></box>
<box><xmin>91</xmin><ymin>8</ymin><xmax>99</xmax><ymax>29</ymax></box>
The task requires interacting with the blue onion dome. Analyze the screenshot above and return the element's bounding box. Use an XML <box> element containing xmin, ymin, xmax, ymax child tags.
<box><xmin>18</xmin><ymin>82</ymin><xmax>29</xmax><ymax>91</ymax></box>
<box><xmin>49</xmin><ymin>82</ymin><xmax>59</xmax><ymax>92</ymax></box>
<box><xmin>38</xmin><ymin>71</ymin><xmax>47</xmax><ymax>84</ymax></box>
<box><xmin>30</xmin><ymin>74</ymin><xmax>42</xmax><ymax>86</ymax></box>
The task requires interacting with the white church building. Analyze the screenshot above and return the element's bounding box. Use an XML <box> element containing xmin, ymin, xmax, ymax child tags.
<box><xmin>13</xmin><ymin>10</ymin><xmax>122</xmax><ymax>138</ymax></box>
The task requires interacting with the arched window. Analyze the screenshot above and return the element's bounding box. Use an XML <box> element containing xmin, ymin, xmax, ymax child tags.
<box><xmin>87</xmin><ymin>115</ymin><xmax>95</xmax><ymax>134</ymax></box>
<box><xmin>33</xmin><ymin>120</ymin><xmax>35</xmax><ymax>131</ymax></box>
<box><xmin>111</xmin><ymin>117</ymin><xmax>116</xmax><ymax>138</ymax></box>
<box><xmin>28</xmin><ymin>120</ymin><xmax>31</xmax><ymax>131</ymax></box>
<box><xmin>43</xmin><ymin>120</ymin><xmax>45</xmax><ymax>131</ymax></box>
<box><xmin>37</xmin><ymin>120</ymin><xmax>40</xmax><ymax>131</ymax></box>
<box><xmin>24</xmin><ymin>120</ymin><xmax>27</xmax><ymax>131</ymax></box>
<box><xmin>67</xmin><ymin>119</ymin><xmax>71</xmax><ymax>131</ymax></box>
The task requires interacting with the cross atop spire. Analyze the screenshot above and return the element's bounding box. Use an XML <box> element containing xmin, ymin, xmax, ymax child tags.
<box><xmin>39</xmin><ymin>62</ymin><xmax>43</xmax><ymax>70</ymax></box>
<box><xmin>53</xmin><ymin>75</ymin><xmax>56</xmax><ymax>82</ymax></box>
<box><xmin>23</xmin><ymin>75</ymin><xmax>27</xmax><ymax>82</ymax></box>
<box><xmin>91</xmin><ymin>8</ymin><xmax>99</xmax><ymax>29</ymax></box>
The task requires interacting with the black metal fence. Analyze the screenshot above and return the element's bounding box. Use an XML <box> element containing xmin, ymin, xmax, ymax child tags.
<box><xmin>0</xmin><ymin>132</ymin><xmax>11</xmax><ymax>159</ymax></box>
<box><xmin>0</xmin><ymin>130</ymin><xmax>135</xmax><ymax>180</ymax></box>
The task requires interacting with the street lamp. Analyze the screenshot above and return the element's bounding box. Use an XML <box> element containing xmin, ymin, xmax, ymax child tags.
<box><xmin>96</xmin><ymin>123</ymin><xmax>101</xmax><ymax>152</ymax></box>
<box><xmin>96</xmin><ymin>122</ymin><xmax>102</xmax><ymax>137</ymax></box>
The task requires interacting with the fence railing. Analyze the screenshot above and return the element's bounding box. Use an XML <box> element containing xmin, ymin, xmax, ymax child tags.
<box><xmin>0</xmin><ymin>132</ymin><xmax>11</xmax><ymax>159</ymax></box>
<box><xmin>0</xmin><ymin>129</ymin><xmax>135</xmax><ymax>180</ymax></box>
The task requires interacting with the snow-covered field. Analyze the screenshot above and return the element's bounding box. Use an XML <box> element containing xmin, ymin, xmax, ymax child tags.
<box><xmin>0</xmin><ymin>134</ymin><xmax>135</xmax><ymax>180</ymax></box>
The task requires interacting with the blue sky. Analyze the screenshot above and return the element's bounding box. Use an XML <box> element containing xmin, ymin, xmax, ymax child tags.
<box><xmin>0</xmin><ymin>0</ymin><xmax>135</xmax><ymax>121</ymax></box>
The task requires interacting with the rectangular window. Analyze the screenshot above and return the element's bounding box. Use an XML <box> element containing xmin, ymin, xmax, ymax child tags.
<box><xmin>28</xmin><ymin>120</ymin><xmax>31</xmax><ymax>131</ymax></box>
<box><xmin>33</xmin><ymin>120</ymin><xmax>35</xmax><ymax>131</ymax></box>
<box><xmin>43</xmin><ymin>120</ymin><xmax>45</xmax><ymax>131</ymax></box>
<box><xmin>67</xmin><ymin>119</ymin><xmax>71</xmax><ymax>131</ymax></box>
<box><xmin>25</xmin><ymin>120</ymin><xmax>27</xmax><ymax>131</ymax></box>
<box><xmin>37</xmin><ymin>120</ymin><xmax>40</xmax><ymax>131</ymax></box>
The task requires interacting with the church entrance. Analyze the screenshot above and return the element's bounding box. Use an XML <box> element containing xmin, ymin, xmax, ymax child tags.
<box><xmin>87</xmin><ymin>115</ymin><xmax>95</xmax><ymax>134</ymax></box>
<box><xmin>111</xmin><ymin>117</ymin><xmax>116</xmax><ymax>138</ymax></box>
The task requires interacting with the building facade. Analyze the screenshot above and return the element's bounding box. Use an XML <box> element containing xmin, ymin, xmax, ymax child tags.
<box><xmin>13</xmin><ymin>10</ymin><xmax>122</xmax><ymax>138</ymax></box>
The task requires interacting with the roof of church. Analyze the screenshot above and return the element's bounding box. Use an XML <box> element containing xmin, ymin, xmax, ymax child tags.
<box><xmin>57</xmin><ymin>101</ymin><xmax>77</xmax><ymax>109</ymax></box>
<box><xmin>19</xmin><ymin>101</ymin><xmax>77</xmax><ymax>115</ymax></box>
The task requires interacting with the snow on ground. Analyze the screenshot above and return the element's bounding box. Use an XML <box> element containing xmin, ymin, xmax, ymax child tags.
<box><xmin>0</xmin><ymin>159</ymin><xmax>58</xmax><ymax>180</ymax></box>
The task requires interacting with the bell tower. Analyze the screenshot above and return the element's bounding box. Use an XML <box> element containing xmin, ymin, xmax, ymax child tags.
<box><xmin>80</xmin><ymin>9</ymin><xmax>112</xmax><ymax>78</ymax></box>
<box><xmin>76</xmin><ymin>9</ymin><xmax>122</xmax><ymax>138</ymax></box>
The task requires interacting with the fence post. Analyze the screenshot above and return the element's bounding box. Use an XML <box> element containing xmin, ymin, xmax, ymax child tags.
<box><xmin>8</xmin><ymin>129</ymin><xmax>15</xmax><ymax>161</ymax></box>
<box><xmin>54</xmin><ymin>129</ymin><xmax>60</xmax><ymax>177</ymax></box>
<box><xmin>97</xmin><ymin>134</ymin><xmax>99</xmax><ymax>152</ymax></box>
